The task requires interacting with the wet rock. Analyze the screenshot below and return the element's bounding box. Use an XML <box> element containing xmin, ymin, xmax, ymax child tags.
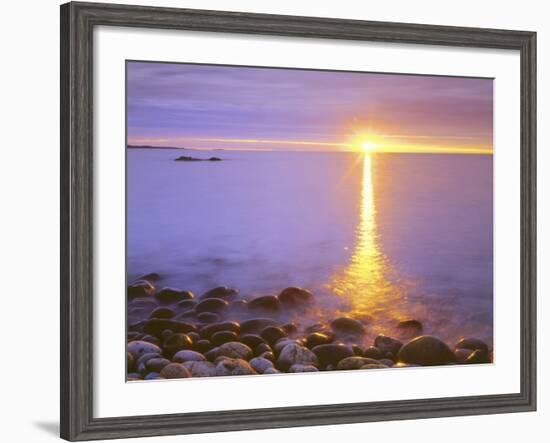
<box><xmin>248</xmin><ymin>295</ymin><xmax>281</xmax><ymax>312</ymax></box>
<box><xmin>194</xmin><ymin>339</ymin><xmax>213</xmax><ymax>354</ymax></box>
<box><xmin>150</xmin><ymin>307</ymin><xmax>175</xmax><ymax>319</ymax></box>
<box><xmin>454</xmin><ymin>348</ymin><xmax>473</xmax><ymax>364</ymax></box>
<box><xmin>288</xmin><ymin>364</ymin><xmax>319</xmax><ymax>373</ymax></box>
<box><xmin>211</xmin><ymin>330</ymin><xmax>239</xmax><ymax>346</ymax></box>
<box><xmin>465</xmin><ymin>349</ymin><xmax>491</xmax><ymax>364</ymax></box>
<box><xmin>159</xmin><ymin>362</ymin><xmax>191</xmax><ymax>379</ymax></box>
<box><xmin>305</xmin><ymin>323</ymin><xmax>327</xmax><ymax>334</ymax></box>
<box><xmin>277</xmin><ymin>343</ymin><xmax>318</xmax><ymax>371</ymax></box>
<box><xmin>162</xmin><ymin>333</ymin><xmax>193</xmax><ymax>358</ymax></box>
<box><xmin>137</xmin><ymin>272</ymin><xmax>161</xmax><ymax>282</ymax></box>
<box><xmin>211</xmin><ymin>341</ymin><xmax>253</xmax><ymax>361</ymax></box>
<box><xmin>249</xmin><ymin>357</ymin><xmax>274</xmax><ymax>374</ymax></box>
<box><xmin>238</xmin><ymin>334</ymin><xmax>266</xmax><ymax>349</ymax></box>
<box><xmin>254</xmin><ymin>342</ymin><xmax>272</xmax><ymax>356</ymax></box>
<box><xmin>145</xmin><ymin>357</ymin><xmax>171</xmax><ymax>372</ymax></box>
<box><xmin>281</xmin><ymin>323</ymin><xmax>298</xmax><ymax>336</ymax></box>
<box><xmin>396</xmin><ymin>319</ymin><xmax>423</xmax><ymax>338</ymax></box>
<box><xmin>379</xmin><ymin>359</ymin><xmax>394</xmax><ymax>367</ymax></box>
<box><xmin>263</xmin><ymin>367</ymin><xmax>280</xmax><ymax>374</ymax></box>
<box><xmin>200</xmin><ymin>286</ymin><xmax>239</xmax><ymax>301</ymax></box>
<box><xmin>312</xmin><ymin>344</ymin><xmax>354</xmax><ymax>369</ymax></box>
<box><xmin>127</xmin><ymin>331</ymin><xmax>141</xmax><ymax>341</ymax></box>
<box><xmin>127</xmin><ymin>373</ymin><xmax>142</xmax><ymax>381</ymax></box>
<box><xmin>200</xmin><ymin>321</ymin><xmax>241</xmax><ymax>339</ymax></box>
<box><xmin>136</xmin><ymin>352</ymin><xmax>163</xmax><ymax>372</ymax></box>
<box><xmin>156</xmin><ymin>288</ymin><xmax>194</xmax><ymax>304</ymax></box>
<box><xmin>455</xmin><ymin>338</ymin><xmax>489</xmax><ymax>353</ymax></box>
<box><xmin>127</xmin><ymin>352</ymin><xmax>135</xmax><ymax>372</ymax></box>
<box><xmin>175</xmin><ymin>299</ymin><xmax>197</xmax><ymax>312</ymax></box>
<box><xmin>144</xmin><ymin>372</ymin><xmax>162</xmax><ymax>380</ymax></box>
<box><xmin>259</xmin><ymin>351</ymin><xmax>275</xmax><ymax>363</ymax></box>
<box><xmin>172</xmin><ymin>350</ymin><xmax>207</xmax><ymax>363</ymax></box>
<box><xmin>374</xmin><ymin>335</ymin><xmax>403</xmax><ymax>357</ymax></box>
<box><xmin>143</xmin><ymin>319</ymin><xmax>196</xmax><ymax>337</ymax></box>
<box><xmin>352</xmin><ymin>345</ymin><xmax>363</xmax><ymax>356</ymax></box>
<box><xmin>273</xmin><ymin>339</ymin><xmax>301</xmax><ymax>355</ymax></box>
<box><xmin>363</xmin><ymin>346</ymin><xmax>383</xmax><ymax>359</ymax></box>
<box><xmin>261</xmin><ymin>326</ymin><xmax>287</xmax><ymax>345</ymax></box>
<box><xmin>330</xmin><ymin>317</ymin><xmax>366</xmax><ymax>338</ymax></box>
<box><xmin>127</xmin><ymin>340</ymin><xmax>162</xmax><ymax>360</ymax></box>
<box><xmin>360</xmin><ymin>363</ymin><xmax>388</xmax><ymax>370</ymax></box>
<box><xmin>240</xmin><ymin>318</ymin><xmax>277</xmax><ymax>335</ymax></box>
<box><xmin>182</xmin><ymin>361</ymin><xmax>216</xmax><ymax>377</ymax></box>
<box><xmin>214</xmin><ymin>358</ymin><xmax>257</xmax><ymax>376</ymax></box>
<box><xmin>397</xmin><ymin>335</ymin><xmax>456</xmax><ymax>366</ymax></box>
<box><xmin>128</xmin><ymin>280</ymin><xmax>155</xmax><ymax>299</ymax></box>
<box><xmin>140</xmin><ymin>334</ymin><xmax>161</xmax><ymax>346</ymax></box>
<box><xmin>187</xmin><ymin>331</ymin><xmax>200</xmax><ymax>343</ymax></box>
<box><xmin>278</xmin><ymin>287</ymin><xmax>313</xmax><ymax>307</ymax></box>
<box><xmin>174</xmin><ymin>310</ymin><xmax>197</xmax><ymax>322</ymax></box>
<box><xmin>336</xmin><ymin>357</ymin><xmax>382</xmax><ymax>370</ymax></box>
<box><xmin>197</xmin><ymin>312</ymin><xmax>220</xmax><ymax>324</ymax></box>
<box><xmin>196</xmin><ymin>298</ymin><xmax>229</xmax><ymax>314</ymax></box>
<box><xmin>305</xmin><ymin>332</ymin><xmax>332</xmax><ymax>349</ymax></box>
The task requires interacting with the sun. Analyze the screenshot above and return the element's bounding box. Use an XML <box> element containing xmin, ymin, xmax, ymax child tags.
<box><xmin>361</xmin><ymin>140</ymin><xmax>378</xmax><ymax>153</ymax></box>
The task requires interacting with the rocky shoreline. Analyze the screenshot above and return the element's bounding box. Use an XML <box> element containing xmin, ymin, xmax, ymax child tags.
<box><xmin>127</xmin><ymin>277</ymin><xmax>493</xmax><ymax>380</ymax></box>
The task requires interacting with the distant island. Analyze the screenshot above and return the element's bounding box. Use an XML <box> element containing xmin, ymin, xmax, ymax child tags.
<box><xmin>175</xmin><ymin>155</ymin><xmax>222</xmax><ymax>162</ymax></box>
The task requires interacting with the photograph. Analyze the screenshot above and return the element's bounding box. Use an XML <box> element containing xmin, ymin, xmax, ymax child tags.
<box><xmin>125</xmin><ymin>60</ymin><xmax>494</xmax><ymax>380</ymax></box>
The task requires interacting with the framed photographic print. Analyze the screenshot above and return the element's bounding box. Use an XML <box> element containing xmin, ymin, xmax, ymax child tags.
<box><xmin>60</xmin><ymin>2</ymin><xmax>536</xmax><ymax>441</ymax></box>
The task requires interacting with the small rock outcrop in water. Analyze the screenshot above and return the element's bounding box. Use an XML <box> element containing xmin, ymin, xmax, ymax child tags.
<box><xmin>126</xmin><ymin>282</ymin><xmax>493</xmax><ymax>380</ymax></box>
<box><xmin>174</xmin><ymin>155</ymin><xmax>222</xmax><ymax>162</ymax></box>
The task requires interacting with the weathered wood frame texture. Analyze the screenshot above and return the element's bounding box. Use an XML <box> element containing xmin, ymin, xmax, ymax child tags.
<box><xmin>60</xmin><ymin>2</ymin><xmax>537</xmax><ymax>440</ymax></box>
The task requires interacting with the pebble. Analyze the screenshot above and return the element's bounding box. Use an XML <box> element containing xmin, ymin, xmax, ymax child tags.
<box><xmin>127</xmin><ymin>340</ymin><xmax>162</xmax><ymax>360</ymax></box>
<box><xmin>263</xmin><ymin>367</ymin><xmax>281</xmax><ymax>374</ymax></box>
<box><xmin>137</xmin><ymin>272</ymin><xmax>161</xmax><ymax>281</ymax></box>
<box><xmin>162</xmin><ymin>333</ymin><xmax>193</xmax><ymax>357</ymax></box>
<box><xmin>454</xmin><ymin>348</ymin><xmax>473</xmax><ymax>364</ymax></box>
<box><xmin>172</xmin><ymin>350</ymin><xmax>207</xmax><ymax>363</ymax></box>
<box><xmin>194</xmin><ymin>339</ymin><xmax>213</xmax><ymax>354</ymax></box>
<box><xmin>200</xmin><ymin>321</ymin><xmax>241</xmax><ymax>339</ymax></box>
<box><xmin>200</xmin><ymin>286</ymin><xmax>239</xmax><ymax>301</ymax></box>
<box><xmin>210</xmin><ymin>341</ymin><xmax>253</xmax><ymax>361</ymax></box>
<box><xmin>143</xmin><ymin>319</ymin><xmax>196</xmax><ymax>337</ymax></box>
<box><xmin>312</xmin><ymin>343</ymin><xmax>354</xmax><ymax>368</ymax></box>
<box><xmin>144</xmin><ymin>372</ymin><xmax>162</xmax><ymax>380</ymax></box>
<box><xmin>278</xmin><ymin>287</ymin><xmax>313</xmax><ymax>307</ymax></box>
<box><xmin>261</xmin><ymin>326</ymin><xmax>287</xmax><ymax>344</ymax></box>
<box><xmin>248</xmin><ymin>295</ymin><xmax>281</xmax><ymax>312</ymax></box>
<box><xmin>127</xmin><ymin>352</ymin><xmax>135</xmax><ymax>372</ymax></box>
<box><xmin>455</xmin><ymin>338</ymin><xmax>489</xmax><ymax>353</ymax></box>
<box><xmin>330</xmin><ymin>317</ymin><xmax>366</xmax><ymax>337</ymax></box>
<box><xmin>240</xmin><ymin>318</ymin><xmax>278</xmax><ymax>335</ymax></box>
<box><xmin>145</xmin><ymin>357</ymin><xmax>171</xmax><ymax>372</ymax></box>
<box><xmin>155</xmin><ymin>287</ymin><xmax>194</xmax><ymax>304</ymax></box>
<box><xmin>249</xmin><ymin>357</ymin><xmax>275</xmax><ymax>374</ymax></box>
<box><xmin>465</xmin><ymin>349</ymin><xmax>491</xmax><ymax>364</ymax></box>
<box><xmin>214</xmin><ymin>358</ymin><xmax>257</xmax><ymax>376</ymax></box>
<box><xmin>288</xmin><ymin>364</ymin><xmax>319</xmax><ymax>373</ymax></box>
<box><xmin>336</xmin><ymin>357</ymin><xmax>382</xmax><ymax>370</ymax></box>
<box><xmin>374</xmin><ymin>335</ymin><xmax>403</xmax><ymax>357</ymax></box>
<box><xmin>128</xmin><ymin>280</ymin><xmax>155</xmax><ymax>299</ymax></box>
<box><xmin>211</xmin><ymin>330</ymin><xmax>239</xmax><ymax>346</ymax></box>
<box><xmin>239</xmin><ymin>334</ymin><xmax>266</xmax><ymax>349</ymax></box>
<box><xmin>363</xmin><ymin>346</ymin><xmax>383</xmax><ymax>359</ymax></box>
<box><xmin>397</xmin><ymin>335</ymin><xmax>456</xmax><ymax>366</ymax></box>
<box><xmin>277</xmin><ymin>343</ymin><xmax>318</xmax><ymax>371</ymax></box>
<box><xmin>182</xmin><ymin>361</ymin><xmax>217</xmax><ymax>377</ymax></box>
<box><xmin>159</xmin><ymin>363</ymin><xmax>191</xmax><ymax>379</ymax></box>
<box><xmin>196</xmin><ymin>298</ymin><xmax>229</xmax><ymax>314</ymax></box>
<box><xmin>305</xmin><ymin>332</ymin><xmax>332</xmax><ymax>349</ymax></box>
<box><xmin>150</xmin><ymin>307</ymin><xmax>175</xmax><ymax>319</ymax></box>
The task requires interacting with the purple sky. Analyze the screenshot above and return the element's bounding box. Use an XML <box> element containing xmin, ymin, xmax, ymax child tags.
<box><xmin>127</xmin><ymin>61</ymin><xmax>493</xmax><ymax>153</ymax></box>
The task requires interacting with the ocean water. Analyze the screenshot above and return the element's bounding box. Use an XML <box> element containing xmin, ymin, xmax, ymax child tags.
<box><xmin>127</xmin><ymin>149</ymin><xmax>493</xmax><ymax>346</ymax></box>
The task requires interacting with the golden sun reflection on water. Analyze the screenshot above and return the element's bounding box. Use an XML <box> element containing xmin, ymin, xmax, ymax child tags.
<box><xmin>327</xmin><ymin>154</ymin><xmax>421</xmax><ymax>338</ymax></box>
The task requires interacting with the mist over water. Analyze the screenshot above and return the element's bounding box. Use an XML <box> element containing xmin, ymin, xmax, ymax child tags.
<box><xmin>127</xmin><ymin>148</ymin><xmax>493</xmax><ymax>347</ymax></box>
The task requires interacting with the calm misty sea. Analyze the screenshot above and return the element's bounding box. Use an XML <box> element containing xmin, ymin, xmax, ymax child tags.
<box><xmin>127</xmin><ymin>148</ymin><xmax>493</xmax><ymax>346</ymax></box>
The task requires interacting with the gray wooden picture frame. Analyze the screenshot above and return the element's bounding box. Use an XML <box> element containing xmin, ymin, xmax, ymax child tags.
<box><xmin>60</xmin><ymin>2</ymin><xmax>537</xmax><ymax>441</ymax></box>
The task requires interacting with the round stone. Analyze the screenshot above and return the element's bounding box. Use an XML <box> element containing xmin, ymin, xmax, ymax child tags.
<box><xmin>172</xmin><ymin>350</ymin><xmax>207</xmax><ymax>363</ymax></box>
<box><xmin>397</xmin><ymin>335</ymin><xmax>456</xmax><ymax>366</ymax></box>
<box><xmin>277</xmin><ymin>343</ymin><xmax>318</xmax><ymax>371</ymax></box>
<box><xmin>127</xmin><ymin>340</ymin><xmax>162</xmax><ymax>360</ymax></box>
<box><xmin>159</xmin><ymin>363</ymin><xmax>191</xmax><ymax>379</ymax></box>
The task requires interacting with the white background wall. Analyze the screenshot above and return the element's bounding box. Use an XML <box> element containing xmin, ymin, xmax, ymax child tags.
<box><xmin>0</xmin><ymin>0</ymin><xmax>547</xmax><ymax>442</ymax></box>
